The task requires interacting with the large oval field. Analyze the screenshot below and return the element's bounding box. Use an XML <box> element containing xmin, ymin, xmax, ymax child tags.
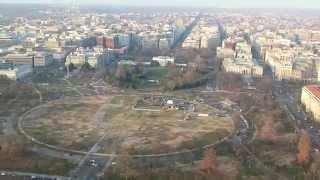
<box><xmin>21</xmin><ymin>95</ymin><xmax>234</xmax><ymax>155</ymax></box>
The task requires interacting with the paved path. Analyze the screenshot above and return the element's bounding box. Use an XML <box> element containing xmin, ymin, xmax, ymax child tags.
<box><xmin>32</xmin><ymin>84</ymin><xmax>43</xmax><ymax>102</ymax></box>
<box><xmin>64</xmin><ymin>78</ymin><xmax>84</xmax><ymax>96</ymax></box>
<box><xmin>2</xmin><ymin>114</ymin><xmax>17</xmax><ymax>135</ymax></box>
<box><xmin>0</xmin><ymin>170</ymin><xmax>71</xmax><ymax>180</ymax></box>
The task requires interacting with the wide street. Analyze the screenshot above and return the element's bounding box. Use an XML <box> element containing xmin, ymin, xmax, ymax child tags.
<box><xmin>273</xmin><ymin>81</ymin><xmax>320</xmax><ymax>150</ymax></box>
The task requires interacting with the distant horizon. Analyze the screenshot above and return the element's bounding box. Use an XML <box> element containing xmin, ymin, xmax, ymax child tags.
<box><xmin>0</xmin><ymin>0</ymin><xmax>319</xmax><ymax>10</ymax></box>
<box><xmin>0</xmin><ymin>3</ymin><xmax>319</xmax><ymax>11</ymax></box>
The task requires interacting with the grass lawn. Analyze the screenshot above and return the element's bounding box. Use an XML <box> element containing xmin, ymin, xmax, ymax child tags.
<box><xmin>144</xmin><ymin>67</ymin><xmax>168</xmax><ymax>81</ymax></box>
<box><xmin>133</xmin><ymin>67</ymin><xmax>169</xmax><ymax>88</ymax></box>
<box><xmin>110</xmin><ymin>96</ymin><xmax>137</xmax><ymax>105</ymax></box>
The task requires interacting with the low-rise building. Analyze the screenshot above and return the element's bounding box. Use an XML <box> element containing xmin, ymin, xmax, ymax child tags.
<box><xmin>222</xmin><ymin>41</ymin><xmax>264</xmax><ymax>77</ymax></box>
<box><xmin>34</xmin><ymin>53</ymin><xmax>54</xmax><ymax>67</ymax></box>
<box><xmin>317</xmin><ymin>65</ymin><xmax>320</xmax><ymax>82</ymax></box>
<box><xmin>182</xmin><ymin>20</ymin><xmax>220</xmax><ymax>49</ymax></box>
<box><xmin>159</xmin><ymin>38</ymin><xmax>171</xmax><ymax>49</ymax></box>
<box><xmin>45</xmin><ymin>37</ymin><xmax>60</xmax><ymax>50</ymax></box>
<box><xmin>66</xmin><ymin>53</ymin><xmax>86</xmax><ymax>67</ymax></box>
<box><xmin>266</xmin><ymin>48</ymin><xmax>319</xmax><ymax>81</ymax></box>
<box><xmin>5</xmin><ymin>54</ymin><xmax>33</xmax><ymax>66</ymax></box>
<box><xmin>182</xmin><ymin>38</ymin><xmax>201</xmax><ymax>49</ymax></box>
<box><xmin>65</xmin><ymin>47</ymin><xmax>114</xmax><ymax>68</ymax></box>
<box><xmin>301</xmin><ymin>85</ymin><xmax>320</xmax><ymax>121</ymax></box>
<box><xmin>0</xmin><ymin>61</ymin><xmax>32</xmax><ymax>80</ymax></box>
<box><xmin>141</xmin><ymin>36</ymin><xmax>159</xmax><ymax>49</ymax></box>
<box><xmin>87</xmin><ymin>55</ymin><xmax>99</xmax><ymax>68</ymax></box>
<box><xmin>217</xmin><ymin>47</ymin><xmax>234</xmax><ymax>59</ymax></box>
<box><xmin>223</xmin><ymin>58</ymin><xmax>263</xmax><ymax>77</ymax></box>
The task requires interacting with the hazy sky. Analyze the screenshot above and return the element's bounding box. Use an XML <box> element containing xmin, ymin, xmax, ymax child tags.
<box><xmin>1</xmin><ymin>0</ymin><xmax>320</xmax><ymax>9</ymax></box>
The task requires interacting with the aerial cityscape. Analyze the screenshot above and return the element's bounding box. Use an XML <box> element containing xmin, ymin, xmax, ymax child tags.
<box><xmin>0</xmin><ymin>0</ymin><xmax>320</xmax><ymax>180</ymax></box>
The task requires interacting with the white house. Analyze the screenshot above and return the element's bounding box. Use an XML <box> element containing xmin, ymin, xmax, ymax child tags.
<box><xmin>152</xmin><ymin>56</ymin><xmax>175</xmax><ymax>67</ymax></box>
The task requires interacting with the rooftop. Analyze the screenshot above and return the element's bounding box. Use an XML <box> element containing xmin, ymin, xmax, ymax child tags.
<box><xmin>305</xmin><ymin>85</ymin><xmax>320</xmax><ymax>100</ymax></box>
<box><xmin>0</xmin><ymin>61</ymin><xmax>14</xmax><ymax>70</ymax></box>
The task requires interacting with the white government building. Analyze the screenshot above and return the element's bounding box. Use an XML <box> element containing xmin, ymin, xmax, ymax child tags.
<box><xmin>222</xmin><ymin>41</ymin><xmax>264</xmax><ymax>77</ymax></box>
<box><xmin>301</xmin><ymin>85</ymin><xmax>320</xmax><ymax>121</ymax></box>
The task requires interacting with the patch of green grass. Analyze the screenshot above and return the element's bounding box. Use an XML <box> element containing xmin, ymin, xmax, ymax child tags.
<box><xmin>41</xmin><ymin>80</ymin><xmax>81</xmax><ymax>97</ymax></box>
<box><xmin>28</xmin><ymin>126</ymin><xmax>59</xmax><ymax>145</ymax></box>
<box><xmin>215</xmin><ymin>141</ymin><xmax>235</xmax><ymax>157</ymax></box>
<box><xmin>110</xmin><ymin>96</ymin><xmax>136</xmax><ymax>105</ymax></box>
<box><xmin>104</xmin><ymin>106</ymin><xmax>123</xmax><ymax>119</ymax></box>
<box><xmin>144</xmin><ymin>67</ymin><xmax>168</xmax><ymax>80</ymax></box>
<box><xmin>131</xmin><ymin>67</ymin><xmax>169</xmax><ymax>88</ymax></box>
<box><xmin>286</xmin><ymin>165</ymin><xmax>304</xmax><ymax>178</ymax></box>
<box><xmin>239</xmin><ymin>159</ymin><xmax>264</xmax><ymax>177</ymax></box>
<box><xmin>110</xmin><ymin>96</ymin><xmax>122</xmax><ymax>104</ymax></box>
<box><xmin>47</xmin><ymin>103</ymin><xmax>85</xmax><ymax>112</ymax></box>
<box><xmin>179</xmin><ymin>129</ymin><xmax>229</xmax><ymax>150</ymax></box>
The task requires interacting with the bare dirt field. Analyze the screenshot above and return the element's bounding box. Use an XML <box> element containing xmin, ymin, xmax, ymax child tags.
<box><xmin>21</xmin><ymin>95</ymin><xmax>234</xmax><ymax>155</ymax></box>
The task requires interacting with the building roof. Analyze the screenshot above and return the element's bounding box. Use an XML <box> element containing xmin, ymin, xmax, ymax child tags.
<box><xmin>0</xmin><ymin>61</ymin><xmax>14</xmax><ymax>70</ymax></box>
<box><xmin>305</xmin><ymin>85</ymin><xmax>320</xmax><ymax>99</ymax></box>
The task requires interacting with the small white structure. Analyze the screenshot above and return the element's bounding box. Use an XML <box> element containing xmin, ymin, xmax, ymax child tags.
<box><xmin>167</xmin><ymin>100</ymin><xmax>174</xmax><ymax>105</ymax></box>
<box><xmin>118</xmin><ymin>60</ymin><xmax>137</xmax><ymax>66</ymax></box>
<box><xmin>152</xmin><ymin>56</ymin><xmax>175</xmax><ymax>67</ymax></box>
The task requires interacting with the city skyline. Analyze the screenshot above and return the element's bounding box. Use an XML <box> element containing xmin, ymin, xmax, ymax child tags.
<box><xmin>0</xmin><ymin>0</ymin><xmax>319</xmax><ymax>9</ymax></box>
<box><xmin>0</xmin><ymin>1</ymin><xmax>320</xmax><ymax>179</ymax></box>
